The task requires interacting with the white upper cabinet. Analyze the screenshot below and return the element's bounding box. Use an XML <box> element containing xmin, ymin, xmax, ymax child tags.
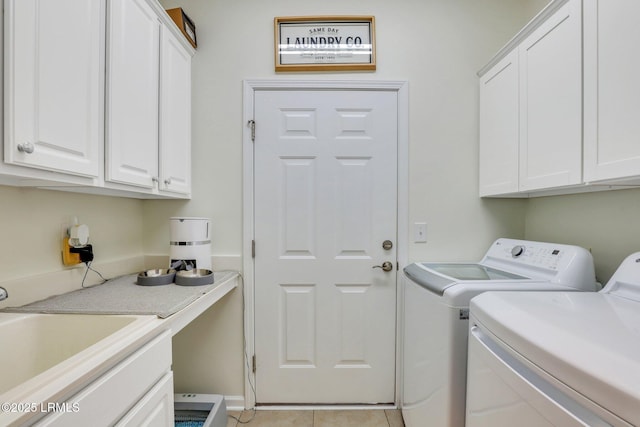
<box><xmin>583</xmin><ymin>0</ymin><xmax>640</xmax><ymax>184</ymax></box>
<box><xmin>478</xmin><ymin>50</ymin><xmax>519</xmax><ymax>197</ymax></box>
<box><xmin>4</xmin><ymin>0</ymin><xmax>103</xmax><ymax>178</ymax></box>
<box><xmin>159</xmin><ymin>27</ymin><xmax>192</xmax><ymax>195</ymax></box>
<box><xmin>106</xmin><ymin>0</ymin><xmax>193</xmax><ymax>196</ymax></box>
<box><xmin>478</xmin><ymin>0</ymin><xmax>582</xmax><ymax>197</ymax></box>
<box><xmin>518</xmin><ymin>0</ymin><xmax>582</xmax><ymax>192</ymax></box>
<box><xmin>478</xmin><ymin>0</ymin><xmax>640</xmax><ymax>197</ymax></box>
<box><xmin>106</xmin><ymin>0</ymin><xmax>161</xmax><ymax>189</ymax></box>
<box><xmin>2</xmin><ymin>0</ymin><xmax>193</xmax><ymax>198</ymax></box>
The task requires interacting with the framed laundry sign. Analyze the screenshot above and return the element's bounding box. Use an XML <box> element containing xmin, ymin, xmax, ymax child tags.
<box><xmin>274</xmin><ymin>16</ymin><xmax>376</xmax><ymax>72</ymax></box>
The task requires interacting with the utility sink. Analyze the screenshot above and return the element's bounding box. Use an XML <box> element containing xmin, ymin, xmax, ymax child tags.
<box><xmin>0</xmin><ymin>312</ymin><xmax>159</xmax><ymax>425</ymax></box>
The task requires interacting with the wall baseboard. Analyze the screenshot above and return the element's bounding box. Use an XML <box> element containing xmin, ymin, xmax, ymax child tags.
<box><xmin>224</xmin><ymin>395</ymin><xmax>246</xmax><ymax>412</ymax></box>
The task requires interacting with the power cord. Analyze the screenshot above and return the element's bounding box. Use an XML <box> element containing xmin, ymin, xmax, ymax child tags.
<box><xmin>228</xmin><ymin>272</ymin><xmax>257</xmax><ymax>424</ymax></box>
<box><xmin>77</xmin><ymin>267</ymin><xmax>257</xmax><ymax>421</ymax></box>
<box><xmin>80</xmin><ymin>261</ymin><xmax>108</xmax><ymax>288</ymax></box>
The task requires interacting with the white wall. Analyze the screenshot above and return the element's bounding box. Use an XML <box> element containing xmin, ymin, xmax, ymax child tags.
<box><xmin>525</xmin><ymin>188</ymin><xmax>640</xmax><ymax>284</ymax></box>
<box><xmin>523</xmin><ymin>0</ymin><xmax>553</xmax><ymax>20</ymax></box>
<box><xmin>507</xmin><ymin>0</ymin><xmax>640</xmax><ymax>285</ymax></box>
<box><xmin>0</xmin><ymin>185</ymin><xmax>144</xmax><ymax>283</ymax></box>
<box><xmin>155</xmin><ymin>0</ymin><xmax>540</xmax><ymax>401</ymax></box>
<box><xmin>0</xmin><ymin>0</ymin><xmax>548</xmax><ymax>403</ymax></box>
<box><xmin>0</xmin><ymin>185</ymin><xmax>146</xmax><ymax>308</ymax></box>
<box><xmin>151</xmin><ymin>0</ymin><xmax>541</xmax><ymax>264</ymax></box>
<box><xmin>3</xmin><ymin>0</ymin><xmax>635</xmax><ymax>405</ymax></box>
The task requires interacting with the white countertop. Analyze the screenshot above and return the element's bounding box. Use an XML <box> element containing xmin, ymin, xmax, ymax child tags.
<box><xmin>0</xmin><ymin>271</ymin><xmax>239</xmax><ymax>425</ymax></box>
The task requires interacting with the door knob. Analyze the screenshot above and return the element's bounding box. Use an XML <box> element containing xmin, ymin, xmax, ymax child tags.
<box><xmin>372</xmin><ymin>261</ymin><xmax>393</xmax><ymax>272</ymax></box>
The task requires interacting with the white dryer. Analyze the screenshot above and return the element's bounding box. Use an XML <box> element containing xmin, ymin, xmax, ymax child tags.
<box><xmin>466</xmin><ymin>252</ymin><xmax>640</xmax><ymax>427</ymax></box>
<box><xmin>401</xmin><ymin>238</ymin><xmax>597</xmax><ymax>427</ymax></box>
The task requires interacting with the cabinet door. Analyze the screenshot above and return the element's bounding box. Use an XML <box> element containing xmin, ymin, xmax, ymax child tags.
<box><xmin>4</xmin><ymin>0</ymin><xmax>102</xmax><ymax>177</ymax></box>
<box><xmin>518</xmin><ymin>0</ymin><xmax>582</xmax><ymax>192</ymax></box>
<box><xmin>107</xmin><ymin>0</ymin><xmax>160</xmax><ymax>188</ymax></box>
<box><xmin>478</xmin><ymin>50</ymin><xmax>519</xmax><ymax>197</ymax></box>
<box><xmin>159</xmin><ymin>27</ymin><xmax>192</xmax><ymax>195</ymax></box>
<box><xmin>584</xmin><ymin>1</ymin><xmax>640</xmax><ymax>183</ymax></box>
<box><xmin>115</xmin><ymin>372</ymin><xmax>174</xmax><ymax>427</ymax></box>
<box><xmin>38</xmin><ymin>331</ymin><xmax>171</xmax><ymax>427</ymax></box>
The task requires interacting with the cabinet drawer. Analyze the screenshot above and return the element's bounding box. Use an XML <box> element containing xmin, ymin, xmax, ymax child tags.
<box><xmin>37</xmin><ymin>330</ymin><xmax>171</xmax><ymax>427</ymax></box>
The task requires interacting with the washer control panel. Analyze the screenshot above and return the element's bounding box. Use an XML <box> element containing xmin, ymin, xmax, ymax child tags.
<box><xmin>487</xmin><ymin>239</ymin><xmax>571</xmax><ymax>271</ymax></box>
<box><xmin>481</xmin><ymin>238</ymin><xmax>596</xmax><ymax>291</ymax></box>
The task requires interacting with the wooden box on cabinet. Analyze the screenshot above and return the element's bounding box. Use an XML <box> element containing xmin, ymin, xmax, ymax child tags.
<box><xmin>166</xmin><ymin>8</ymin><xmax>197</xmax><ymax>48</ymax></box>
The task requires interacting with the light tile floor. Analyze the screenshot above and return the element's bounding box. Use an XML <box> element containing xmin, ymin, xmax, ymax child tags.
<box><xmin>226</xmin><ymin>409</ymin><xmax>405</xmax><ymax>427</ymax></box>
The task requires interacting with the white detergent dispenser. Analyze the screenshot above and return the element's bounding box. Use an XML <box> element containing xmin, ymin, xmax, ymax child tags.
<box><xmin>170</xmin><ymin>217</ymin><xmax>212</xmax><ymax>271</ymax></box>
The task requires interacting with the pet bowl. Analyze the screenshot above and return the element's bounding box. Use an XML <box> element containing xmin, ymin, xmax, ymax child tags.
<box><xmin>175</xmin><ymin>269</ymin><xmax>214</xmax><ymax>286</ymax></box>
<box><xmin>136</xmin><ymin>269</ymin><xmax>176</xmax><ymax>286</ymax></box>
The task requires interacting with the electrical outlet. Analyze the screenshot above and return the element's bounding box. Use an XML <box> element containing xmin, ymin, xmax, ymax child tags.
<box><xmin>71</xmin><ymin>244</ymin><xmax>94</xmax><ymax>263</ymax></box>
<box><xmin>62</xmin><ymin>237</ymin><xmax>81</xmax><ymax>266</ymax></box>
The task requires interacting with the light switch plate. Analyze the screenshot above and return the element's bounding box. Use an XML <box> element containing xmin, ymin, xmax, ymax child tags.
<box><xmin>414</xmin><ymin>222</ymin><xmax>427</xmax><ymax>243</ymax></box>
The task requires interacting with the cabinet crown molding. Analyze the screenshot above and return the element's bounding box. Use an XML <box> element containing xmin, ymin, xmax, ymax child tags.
<box><xmin>478</xmin><ymin>0</ymin><xmax>570</xmax><ymax>77</ymax></box>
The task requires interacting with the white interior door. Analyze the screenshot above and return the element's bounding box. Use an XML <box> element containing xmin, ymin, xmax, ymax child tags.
<box><xmin>253</xmin><ymin>89</ymin><xmax>398</xmax><ymax>404</ymax></box>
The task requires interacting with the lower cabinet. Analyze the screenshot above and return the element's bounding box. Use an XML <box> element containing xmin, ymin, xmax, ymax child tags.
<box><xmin>115</xmin><ymin>372</ymin><xmax>174</xmax><ymax>427</ymax></box>
<box><xmin>37</xmin><ymin>330</ymin><xmax>173</xmax><ymax>427</ymax></box>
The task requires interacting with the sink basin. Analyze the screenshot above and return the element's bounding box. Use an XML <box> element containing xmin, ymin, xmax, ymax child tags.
<box><xmin>0</xmin><ymin>312</ymin><xmax>158</xmax><ymax>425</ymax></box>
<box><xmin>0</xmin><ymin>313</ymin><xmax>141</xmax><ymax>394</ymax></box>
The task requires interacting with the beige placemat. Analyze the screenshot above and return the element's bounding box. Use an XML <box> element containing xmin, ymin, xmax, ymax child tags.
<box><xmin>2</xmin><ymin>271</ymin><xmax>236</xmax><ymax>319</ymax></box>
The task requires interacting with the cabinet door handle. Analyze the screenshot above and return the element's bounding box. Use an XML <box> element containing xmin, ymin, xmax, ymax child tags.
<box><xmin>152</xmin><ymin>176</ymin><xmax>159</xmax><ymax>183</ymax></box>
<box><xmin>164</xmin><ymin>178</ymin><xmax>172</xmax><ymax>185</ymax></box>
<box><xmin>17</xmin><ymin>142</ymin><xmax>35</xmax><ymax>154</ymax></box>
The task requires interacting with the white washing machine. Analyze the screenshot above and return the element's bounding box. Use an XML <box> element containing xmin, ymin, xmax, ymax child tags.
<box><xmin>466</xmin><ymin>252</ymin><xmax>640</xmax><ymax>427</ymax></box>
<box><xmin>401</xmin><ymin>238</ymin><xmax>597</xmax><ymax>427</ymax></box>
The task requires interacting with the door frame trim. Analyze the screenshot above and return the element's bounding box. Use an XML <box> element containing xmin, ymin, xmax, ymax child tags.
<box><xmin>242</xmin><ymin>79</ymin><xmax>409</xmax><ymax>408</ymax></box>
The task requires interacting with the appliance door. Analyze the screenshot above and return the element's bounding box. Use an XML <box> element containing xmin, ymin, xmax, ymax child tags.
<box><xmin>403</xmin><ymin>263</ymin><xmax>528</xmax><ymax>296</ymax></box>
<box><xmin>402</xmin><ymin>274</ymin><xmax>469</xmax><ymax>427</ymax></box>
<box><xmin>466</xmin><ymin>321</ymin><xmax>629</xmax><ymax>427</ymax></box>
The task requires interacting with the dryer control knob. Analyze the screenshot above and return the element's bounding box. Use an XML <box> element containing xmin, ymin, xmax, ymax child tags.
<box><xmin>511</xmin><ymin>245</ymin><xmax>525</xmax><ymax>258</ymax></box>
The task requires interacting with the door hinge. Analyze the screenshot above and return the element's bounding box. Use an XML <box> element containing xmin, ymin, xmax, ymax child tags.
<box><xmin>252</xmin><ymin>354</ymin><xmax>257</xmax><ymax>373</ymax></box>
<box><xmin>248</xmin><ymin>120</ymin><xmax>256</xmax><ymax>142</ymax></box>
<box><xmin>252</xmin><ymin>240</ymin><xmax>255</xmax><ymax>258</ymax></box>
